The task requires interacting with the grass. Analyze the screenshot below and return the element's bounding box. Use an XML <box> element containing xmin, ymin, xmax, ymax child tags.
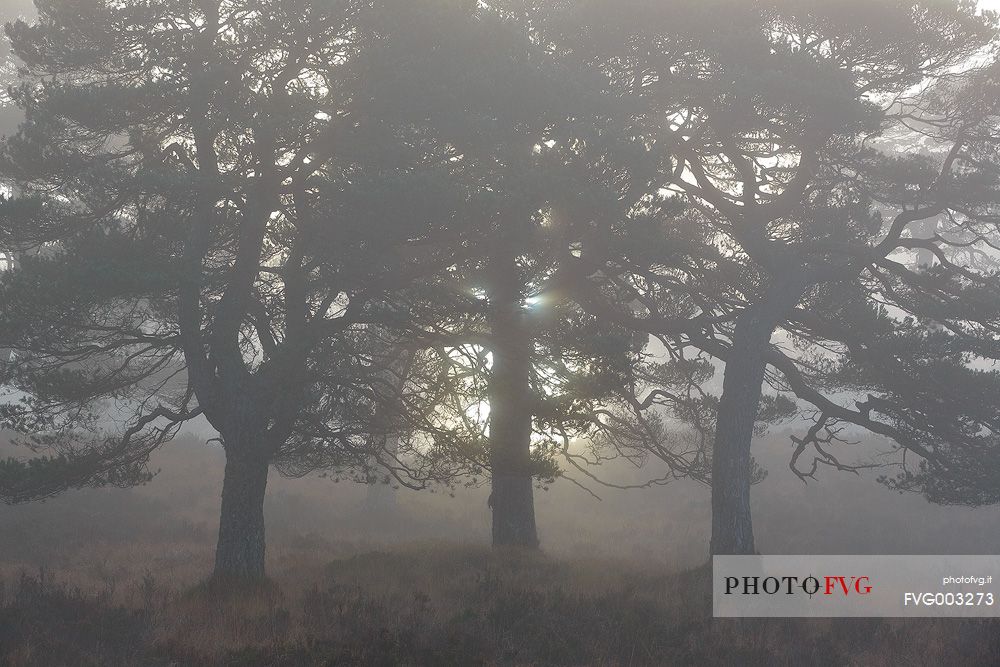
<box><xmin>3</xmin><ymin>433</ymin><xmax>1000</xmax><ymax>664</ymax></box>
<box><xmin>1</xmin><ymin>545</ymin><xmax>999</xmax><ymax>665</ymax></box>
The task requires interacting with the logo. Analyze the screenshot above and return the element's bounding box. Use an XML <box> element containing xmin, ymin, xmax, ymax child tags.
<box><xmin>723</xmin><ymin>575</ymin><xmax>872</xmax><ymax>596</ymax></box>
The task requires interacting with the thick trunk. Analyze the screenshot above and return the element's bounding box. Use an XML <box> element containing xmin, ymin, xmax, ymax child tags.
<box><xmin>710</xmin><ymin>280</ymin><xmax>805</xmax><ymax>555</ymax></box>
<box><xmin>709</xmin><ymin>318</ymin><xmax>770</xmax><ymax>555</ymax></box>
<box><xmin>490</xmin><ymin>473</ymin><xmax>538</xmax><ymax>547</ymax></box>
<box><xmin>213</xmin><ymin>448</ymin><xmax>269</xmax><ymax>580</ymax></box>
<box><xmin>488</xmin><ymin>253</ymin><xmax>538</xmax><ymax>549</ymax></box>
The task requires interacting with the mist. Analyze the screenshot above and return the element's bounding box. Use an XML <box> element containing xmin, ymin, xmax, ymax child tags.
<box><xmin>1</xmin><ymin>0</ymin><xmax>1000</xmax><ymax>665</ymax></box>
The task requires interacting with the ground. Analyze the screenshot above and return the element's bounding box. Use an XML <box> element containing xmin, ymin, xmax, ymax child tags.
<box><xmin>1</xmin><ymin>433</ymin><xmax>1000</xmax><ymax>665</ymax></box>
<box><xmin>2</xmin><ymin>543</ymin><xmax>999</xmax><ymax>665</ymax></box>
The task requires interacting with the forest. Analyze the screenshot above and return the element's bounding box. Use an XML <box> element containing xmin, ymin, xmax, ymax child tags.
<box><xmin>0</xmin><ymin>0</ymin><xmax>999</xmax><ymax>664</ymax></box>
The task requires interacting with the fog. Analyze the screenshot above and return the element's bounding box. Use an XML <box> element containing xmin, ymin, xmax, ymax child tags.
<box><xmin>1</xmin><ymin>0</ymin><xmax>1000</xmax><ymax>664</ymax></box>
<box><xmin>5</xmin><ymin>426</ymin><xmax>999</xmax><ymax>576</ymax></box>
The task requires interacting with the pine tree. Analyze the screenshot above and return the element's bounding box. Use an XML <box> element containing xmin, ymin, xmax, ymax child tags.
<box><xmin>0</xmin><ymin>0</ymin><xmax>471</xmax><ymax>580</ymax></box>
<box><xmin>355</xmin><ymin>0</ymin><xmax>685</xmax><ymax>547</ymax></box>
<box><xmin>551</xmin><ymin>0</ymin><xmax>1000</xmax><ymax>554</ymax></box>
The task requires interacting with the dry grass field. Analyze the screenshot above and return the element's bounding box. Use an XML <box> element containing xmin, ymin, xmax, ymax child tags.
<box><xmin>1</xmin><ymin>432</ymin><xmax>1000</xmax><ymax>665</ymax></box>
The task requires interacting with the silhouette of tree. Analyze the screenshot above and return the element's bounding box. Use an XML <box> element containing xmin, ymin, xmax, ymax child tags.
<box><xmin>550</xmin><ymin>0</ymin><xmax>1000</xmax><ymax>554</ymax></box>
<box><xmin>0</xmin><ymin>0</ymin><xmax>473</xmax><ymax>580</ymax></box>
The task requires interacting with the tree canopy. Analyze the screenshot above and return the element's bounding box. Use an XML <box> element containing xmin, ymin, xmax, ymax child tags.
<box><xmin>0</xmin><ymin>0</ymin><xmax>999</xmax><ymax>577</ymax></box>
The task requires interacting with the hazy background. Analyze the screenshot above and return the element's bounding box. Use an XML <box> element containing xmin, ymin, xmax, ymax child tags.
<box><xmin>2</xmin><ymin>425</ymin><xmax>999</xmax><ymax>583</ymax></box>
<box><xmin>0</xmin><ymin>0</ymin><xmax>998</xmax><ymax>582</ymax></box>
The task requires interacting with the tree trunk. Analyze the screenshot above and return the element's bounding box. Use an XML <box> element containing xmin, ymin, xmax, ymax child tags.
<box><xmin>213</xmin><ymin>448</ymin><xmax>270</xmax><ymax>580</ymax></box>
<box><xmin>488</xmin><ymin>252</ymin><xmax>539</xmax><ymax>549</ymax></box>
<box><xmin>490</xmin><ymin>473</ymin><xmax>537</xmax><ymax>547</ymax></box>
<box><xmin>710</xmin><ymin>280</ymin><xmax>805</xmax><ymax>555</ymax></box>
<box><xmin>709</xmin><ymin>315</ymin><xmax>770</xmax><ymax>555</ymax></box>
